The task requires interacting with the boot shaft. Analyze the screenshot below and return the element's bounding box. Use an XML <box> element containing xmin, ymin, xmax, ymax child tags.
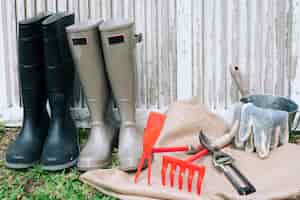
<box><xmin>99</xmin><ymin>19</ymin><xmax>141</xmax><ymax>123</ymax></box>
<box><xmin>66</xmin><ymin>20</ymin><xmax>109</xmax><ymax>124</ymax></box>
<box><xmin>18</xmin><ymin>13</ymin><xmax>51</xmax><ymax>117</ymax></box>
<box><xmin>42</xmin><ymin>12</ymin><xmax>75</xmax><ymax>117</ymax></box>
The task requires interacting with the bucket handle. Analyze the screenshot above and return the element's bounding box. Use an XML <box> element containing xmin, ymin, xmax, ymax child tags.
<box><xmin>229</xmin><ymin>65</ymin><xmax>250</xmax><ymax>97</ymax></box>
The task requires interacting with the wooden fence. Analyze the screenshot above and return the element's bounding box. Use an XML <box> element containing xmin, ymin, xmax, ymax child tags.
<box><xmin>1</xmin><ymin>0</ymin><xmax>300</xmax><ymax>125</ymax></box>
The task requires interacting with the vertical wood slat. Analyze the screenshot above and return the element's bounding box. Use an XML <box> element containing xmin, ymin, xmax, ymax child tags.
<box><xmin>191</xmin><ymin>0</ymin><xmax>202</xmax><ymax>103</ymax></box>
<box><xmin>202</xmin><ymin>0</ymin><xmax>214</xmax><ymax>107</ymax></box>
<box><xmin>46</xmin><ymin>0</ymin><xmax>57</xmax><ymax>12</ymax></box>
<box><xmin>169</xmin><ymin>0</ymin><xmax>177</xmax><ymax>103</ymax></box>
<box><xmin>0</xmin><ymin>0</ymin><xmax>18</xmax><ymax>108</ymax></box>
<box><xmin>145</xmin><ymin>0</ymin><xmax>158</xmax><ymax>107</ymax></box>
<box><xmin>287</xmin><ymin>0</ymin><xmax>295</xmax><ymax>97</ymax></box>
<box><xmin>0</xmin><ymin>0</ymin><xmax>9</xmax><ymax>108</ymax></box>
<box><xmin>134</xmin><ymin>0</ymin><xmax>146</xmax><ymax>107</ymax></box>
<box><xmin>220</xmin><ymin>0</ymin><xmax>229</xmax><ymax>108</ymax></box>
<box><xmin>176</xmin><ymin>0</ymin><xmax>192</xmax><ymax>100</ymax></box>
<box><xmin>90</xmin><ymin>0</ymin><xmax>101</xmax><ymax>19</ymax></box>
<box><xmin>0</xmin><ymin>0</ymin><xmax>299</xmax><ymax>125</ymax></box>
<box><xmin>7</xmin><ymin>0</ymin><xmax>19</xmax><ymax>107</ymax></box>
<box><xmin>101</xmin><ymin>0</ymin><xmax>112</xmax><ymax>20</ymax></box>
<box><xmin>264</xmin><ymin>0</ymin><xmax>275</xmax><ymax>94</ymax></box>
<box><xmin>291</xmin><ymin>0</ymin><xmax>300</xmax><ymax>103</ymax></box>
<box><xmin>157</xmin><ymin>0</ymin><xmax>170</xmax><ymax>107</ymax></box>
<box><xmin>214</xmin><ymin>0</ymin><xmax>224</xmax><ymax>109</ymax></box>
<box><xmin>112</xmin><ymin>0</ymin><xmax>124</xmax><ymax>19</ymax></box>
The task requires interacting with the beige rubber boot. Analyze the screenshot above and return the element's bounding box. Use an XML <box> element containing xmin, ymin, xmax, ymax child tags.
<box><xmin>99</xmin><ymin>19</ymin><xmax>143</xmax><ymax>171</ymax></box>
<box><xmin>66</xmin><ymin>20</ymin><xmax>115</xmax><ymax>171</ymax></box>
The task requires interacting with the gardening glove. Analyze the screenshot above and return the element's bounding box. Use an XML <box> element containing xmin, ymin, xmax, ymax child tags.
<box><xmin>233</xmin><ymin>102</ymin><xmax>289</xmax><ymax>158</ymax></box>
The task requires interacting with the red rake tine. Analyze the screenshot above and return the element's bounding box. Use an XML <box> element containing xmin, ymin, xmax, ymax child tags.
<box><xmin>134</xmin><ymin>127</ymin><xmax>160</xmax><ymax>184</ymax></box>
<box><xmin>161</xmin><ymin>156</ymin><xmax>206</xmax><ymax>194</ymax></box>
<box><xmin>161</xmin><ymin>149</ymin><xmax>208</xmax><ymax>195</ymax></box>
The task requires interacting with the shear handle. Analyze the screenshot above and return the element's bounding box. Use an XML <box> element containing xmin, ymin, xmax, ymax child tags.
<box><xmin>230</xmin><ymin>163</ymin><xmax>256</xmax><ymax>194</ymax></box>
<box><xmin>222</xmin><ymin>164</ymin><xmax>256</xmax><ymax>195</ymax></box>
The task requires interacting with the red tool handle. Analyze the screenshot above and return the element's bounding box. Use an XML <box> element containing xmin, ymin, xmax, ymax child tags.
<box><xmin>184</xmin><ymin>148</ymin><xmax>209</xmax><ymax>162</ymax></box>
<box><xmin>152</xmin><ymin>146</ymin><xmax>189</xmax><ymax>153</ymax></box>
<box><xmin>183</xmin><ymin>142</ymin><xmax>231</xmax><ymax>163</ymax></box>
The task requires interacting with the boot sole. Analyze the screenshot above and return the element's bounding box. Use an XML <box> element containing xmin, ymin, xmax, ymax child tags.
<box><xmin>41</xmin><ymin>159</ymin><xmax>78</xmax><ymax>171</ymax></box>
<box><xmin>119</xmin><ymin>155</ymin><xmax>149</xmax><ymax>172</ymax></box>
<box><xmin>119</xmin><ymin>159</ymin><xmax>148</xmax><ymax>172</ymax></box>
<box><xmin>77</xmin><ymin>159</ymin><xmax>111</xmax><ymax>171</ymax></box>
<box><xmin>119</xmin><ymin>166</ymin><xmax>138</xmax><ymax>172</ymax></box>
<box><xmin>5</xmin><ymin>160</ymin><xmax>38</xmax><ymax>169</ymax></box>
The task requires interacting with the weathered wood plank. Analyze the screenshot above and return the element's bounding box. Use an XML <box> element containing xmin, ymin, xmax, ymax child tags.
<box><xmin>90</xmin><ymin>0</ymin><xmax>101</xmax><ymax>19</ymax></box>
<box><xmin>157</xmin><ymin>0</ymin><xmax>170</xmax><ymax>107</ymax></box>
<box><xmin>45</xmin><ymin>0</ymin><xmax>57</xmax><ymax>12</ymax></box>
<box><xmin>0</xmin><ymin>1</ymin><xmax>8</xmax><ymax>108</ymax></box>
<box><xmin>287</xmin><ymin>0</ymin><xmax>295</xmax><ymax>97</ymax></box>
<box><xmin>275</xmin><ymin>0</ymin><xmax>286</xmax><ymax>96</ymax></box>
<box><xmin>192</xmin><ymin>0</ymin><xmax>203</xmax><ymax>104</ymax></box>
<box><xmin>1</xmin><ymin>0</ymin><xmax>14</xmax><ymax>107</ymax></box>
<box><xmin>124</xmin><ymin>0</ymin><xmax>134</xmax><ymax>20</ymax></box>
<box><xmin>211</xmin><ymin>0</ymin><xmax>217</xmax><ymax>109</ymax></box>
<box><xmin>168</xmin><ymin>0</ymin><xmax>177</xmax><ymax>103</ymax></box>
<box><xmin>264</xmin><ymin>0</ymin><xmax>275</xmax><ymax>94</ymax></box>
<box><xmin>291</xmin><ymin>0</ymin><xmax>300</xmax><ymax>103</ymax></box>
<box><xmin>214</xmin><ymin>0</ymin><xmax>225</xmax><ymax>110</ymax></box>
<box><xmin>134</xmin><ymin>0</ymin><xmax>146</xmax><ymax>107</ymax></box>
<box><xmin>151</xmin><ymin>0</ymin><xmax>159</xmax><ymax>107</ymax></box>
<box><xmin>112</xmin><ymin>0</ymin><xmax>124</xmax><ymax>19</ymax></box>
<box><xmin>101</xmin><ymin>0</ymin><xmax>112</xmax><ymax>19</ymax></box>
<box><xmin>176</xmin><ymin>0</ymin><xmax>192</xmax><ymax>101</ymax></box>
<box><xmin>220</xmin><ymin>0</ymin><xmax>229</xmax><ymax>108</ymax></box>
<box><xmin>144</xmin><ymin>0</ymin><xmax>159</xmax><ymax>107</ymax></box>
<box><xmin>202</xmin><ymin>0</ymin><xmax>215</xmax><ymax>108</ymax></box>
<box><xmin>36</xmin><ymin>0</ymin><xmax>46</xmax><ymax>13</ymax></box>
<box><xmin>259</xmin><ymin>0</ymin><xmax>267</xmax><ymax>94</ymax></box>
<box><xmin>57</xmin><ymin>0</ymin><xmax>67</xmax><ymax>12</ymax></box>
<box><xmin>7</xmin><ymin>0</ymin><xmax>19</xmax><ymax>107</ymax></box>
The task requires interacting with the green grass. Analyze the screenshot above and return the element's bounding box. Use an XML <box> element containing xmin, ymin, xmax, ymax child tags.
<box><xmin>289</xmin><ymin>133</ymin><xmax>300</xmax><ymax>143</ymax></box>
<box><xmin>0</xmin><ymin>162</ymin><xmax>117</xmax><ymax>200</ymax></box>
<box><xmin>0</xmin><ymin>122</ymin><xmax>5</xmax><ymax>134</ymax></box>
<box><xmin>2</xmin><ymin>127</ymin><xmax>298</xmax><ymax>200</ymax></box>
<box><xmin>0</xmin><ymin>128</ymin><xmax>118</xmax><ymax>200</ymax></box>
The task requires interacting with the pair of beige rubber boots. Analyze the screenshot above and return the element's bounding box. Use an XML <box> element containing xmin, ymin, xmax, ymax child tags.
<box><xmin>66</xmin><ymin>19</ymin><xmax>142</xmax><ymax>171</ymax></box>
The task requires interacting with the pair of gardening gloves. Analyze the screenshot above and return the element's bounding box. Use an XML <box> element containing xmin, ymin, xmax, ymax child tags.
<box><xmin>221</xmin><ymin>100</ymin><xmax>289</xmax><ymax>159</ymax></box>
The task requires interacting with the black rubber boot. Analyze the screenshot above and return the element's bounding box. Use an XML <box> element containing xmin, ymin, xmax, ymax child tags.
<box><xmin>5</xmin><ymin>13</ymin><xmax>52</xmax><ymax>169</ymax></box>
<box><xmin>41</xmin><ymin>12</ymin><xmax>79</xmax><ymax>171</ymax></box>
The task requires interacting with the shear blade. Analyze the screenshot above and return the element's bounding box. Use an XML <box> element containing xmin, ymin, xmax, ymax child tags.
<box><xmin>198</xmin><ymin>131</ymin><xmax>219</xmax><ymax>152</ymax></box>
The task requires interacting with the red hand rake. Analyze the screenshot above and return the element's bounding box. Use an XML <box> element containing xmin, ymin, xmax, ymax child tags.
<box><xmin>161</xmin><ymin>130</ymin><xmax>235</xmax><ymax>195</ymax></box>
<box><xmin>134</xmin><ymin>112</ymin><xmax>201</xmax><ymax>185</ymax></box>
<box><xmin>161</xmin><ymin>148</ymin><xmax>208</xmax><ymax>195</ymax></box>
<box><xmin>135</xmin><ymin>111</ymin><xmax>236</xmax><ymax>196</ymax></box>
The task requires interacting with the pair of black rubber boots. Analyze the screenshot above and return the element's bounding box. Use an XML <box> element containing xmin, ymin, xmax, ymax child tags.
<box><xmin>5</xmin><ymin>12</ymin><xmax>79</xmax><ymax>171</ymax></box>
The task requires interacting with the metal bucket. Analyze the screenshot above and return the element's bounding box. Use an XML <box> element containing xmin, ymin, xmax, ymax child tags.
<box><xmin>229</xmin><ymin>65</ymin><xmax>300</xmax><ymax>134</ymax></box>
<box><xmin>240</xmin><ymin>94</ymin><xmax>299</xmax><ymax>134</ymax></box>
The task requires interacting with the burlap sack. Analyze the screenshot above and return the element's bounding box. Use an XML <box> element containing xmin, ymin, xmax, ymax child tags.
<box><xmin>80</xmin><ymin>100</ymin><xmax>300</xmax><ymax>200</ymax></box>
